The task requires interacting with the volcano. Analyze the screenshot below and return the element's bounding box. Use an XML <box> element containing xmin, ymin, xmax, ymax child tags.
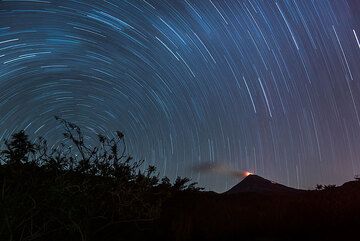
<box><xmin>225</xmin><ymin>174</ymin><xmax>300</xmax><ymax>194</ymax></box>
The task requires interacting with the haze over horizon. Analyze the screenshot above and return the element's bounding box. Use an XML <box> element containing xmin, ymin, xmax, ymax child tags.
<box><xmin>1</xmin><ymin>0</ymin><xmax>360</xmax><ymax>192</ymax></box>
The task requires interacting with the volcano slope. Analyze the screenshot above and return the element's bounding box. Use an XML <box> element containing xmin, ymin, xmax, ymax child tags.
<box><xmin>159</xmin><ymin>175</ymin><xmax>360</xmax><ymax>241</ymax></box>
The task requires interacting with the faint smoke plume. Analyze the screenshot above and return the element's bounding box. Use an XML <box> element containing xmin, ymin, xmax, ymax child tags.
<box><xmin>192</xmin><ymin>162</ymin><xmax>250</xmax><ymax>178</ymax></box>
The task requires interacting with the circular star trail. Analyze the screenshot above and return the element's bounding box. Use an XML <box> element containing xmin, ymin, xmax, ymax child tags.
<box><xmin>1</xmin><ymin>0</ymin><xmax>360</xmax><ymax>192</ymax></box>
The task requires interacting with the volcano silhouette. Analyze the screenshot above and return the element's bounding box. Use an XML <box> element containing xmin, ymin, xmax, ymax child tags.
<box><xmin>226</xmin><ymin>174</ymin><xmax>299</xmax><ymax>194</ymax></box>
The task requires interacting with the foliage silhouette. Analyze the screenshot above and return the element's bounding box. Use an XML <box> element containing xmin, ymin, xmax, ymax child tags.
<box><xmin>1</xmin><ymin>130</ymin><xmax>36</xmax><ymax>165</ymax></box>
<box><xmin>0</xmin><ymin>117</ymin><xmax>202</xmax><ymax>241</ymax></box>
<box><xmin>315</xmin><ymin>184</ymin><xmax>336</xmax><ymax>191</ymax></box>
<box><xmin>3</xmin><ymin>117</ymin><xmax>358</xmax><ymax>241</ymax></box>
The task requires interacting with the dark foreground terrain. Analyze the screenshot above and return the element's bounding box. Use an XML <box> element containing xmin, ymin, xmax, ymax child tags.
<box><xmin>2</xmin><ymin>162</ymin><xmax>360</xmax><ymax>241</ymax></box>
<box><xmin>160</xmin><ymin>177</ymin><xmax>360</xmax><ymax>241</ymax></box>
<box><xmin>1</xmin><ymin>122</ymin><xmax>360</xmax><ymax>241</ymax></box>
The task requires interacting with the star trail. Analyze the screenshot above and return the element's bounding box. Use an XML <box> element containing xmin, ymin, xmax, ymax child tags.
<box><xmin>1</xmin><ymin>0</ymin><xmax>360</xmax><ymax>192</ymax></box>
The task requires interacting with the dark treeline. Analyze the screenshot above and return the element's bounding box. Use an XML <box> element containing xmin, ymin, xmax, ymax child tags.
<box><xmin>1</xmin><ymin>117</ymin><xmax>360</xmax><ymax>241</ymax></box>
<box><xmin>0</xmin><ymin>117</ymin><xmax>202</xmax><ymax>241</ymax></box>
<box><xmin>161</xmin><ymin>184</ymin><xmax>360</xmax><ymax>241</ymax></box>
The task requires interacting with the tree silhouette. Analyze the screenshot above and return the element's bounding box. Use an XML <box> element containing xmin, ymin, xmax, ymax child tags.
<box><xmin>323</xmin><ymin>184</ymin><xmax>336</xmax><ymax>190</ymax></box>
<box><xmin>0</xmin><ymin>130</ymin><xmax>36</xmax><ymax>165</ymax></box>
<box><xmin>0</xmin><ymin>117</ymin><xmax>202</xmax><ymax>241</ymax></box>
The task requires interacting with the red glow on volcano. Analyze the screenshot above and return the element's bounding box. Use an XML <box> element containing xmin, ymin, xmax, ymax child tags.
<box><xmin>244</xmin><ymin>171</ymin><xmax>253</xmax><ymax>177</ymax></box>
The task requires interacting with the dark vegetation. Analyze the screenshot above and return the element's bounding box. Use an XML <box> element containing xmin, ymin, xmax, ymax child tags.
<box><xmin>0</xmin><ymin>117</ymin><xmax>201</xmax><ymax>241</ymax></box>
<box><xmin>161</xmin><ymin>182</ymin><xmax>360</xmax><ymax>241</ymax></box>
<box><xmin>164</xmin><ymin>181</ymin><xmax>360</xmax><ymax>241</ymax></box>
<box><xmin>1</xmin><ymin>117</ymin><xmax>360</xmax><ymax>241</ymax></box>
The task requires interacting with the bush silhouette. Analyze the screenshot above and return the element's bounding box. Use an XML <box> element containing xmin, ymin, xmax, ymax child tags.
<box><xmin>0</xmin><ymin>117</ymin><xmax>201</xmax><ymax>241</ymax></box>
<box><xmin>1</xmin><ymin>130</ymin><xmax>36</xmax><ymax>165</ymax></box>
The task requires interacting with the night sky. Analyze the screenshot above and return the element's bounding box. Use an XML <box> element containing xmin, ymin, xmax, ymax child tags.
<box><xmin>1</xmin><ymin>0</ymin><xmax>360</xmax><ymax>192</ymax></box>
